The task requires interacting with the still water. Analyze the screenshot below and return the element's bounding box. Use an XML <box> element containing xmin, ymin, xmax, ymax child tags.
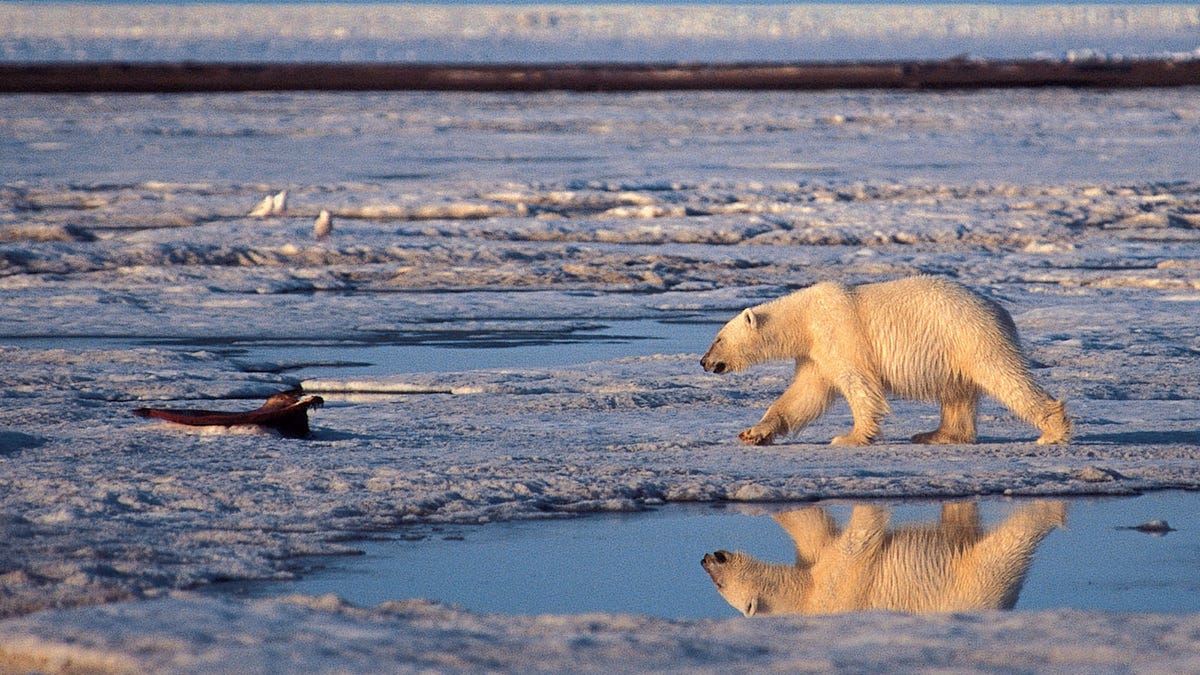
<box><xmin>218</xmin><ymin>491</ymin><xmax>1200</xmax><ymax>619</ymax></box>
<box><xmin>2</xmin><ymin>317</ymin><xmax>719</xmax><ymax>377</ymax></box>
<box><xmin>226</xmin><ymin>318</ymin><xmax>719</xmax><ymax>377</ymax></box>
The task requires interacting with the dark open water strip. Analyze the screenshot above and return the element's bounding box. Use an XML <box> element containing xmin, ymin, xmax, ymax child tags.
<box><xmin>3</xmin><ymin>58</ymin><xmax>1199</xmax><ymax>93</ymax></box>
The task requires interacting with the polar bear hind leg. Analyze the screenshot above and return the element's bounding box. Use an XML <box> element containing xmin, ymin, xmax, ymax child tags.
<box><xmin>972</xmin><ymin>359</ymin><xmax>1071</xmax><ymax>445</ymax></box>
<box><xmin>1033</xmin><ymin>399</ymin><xmax>1072</xmax><ymax>445</ymax></box>
<box><xmin>913</xmin><ymin>384</ymin><xmax>980</xmax><ymax>445</ymax></box>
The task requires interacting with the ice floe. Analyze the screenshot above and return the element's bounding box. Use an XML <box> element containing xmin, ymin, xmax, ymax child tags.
<box><xmin>1</xmin><ymin>83</ymin><xmax>1199</xmax><ymax>671</ymax></box>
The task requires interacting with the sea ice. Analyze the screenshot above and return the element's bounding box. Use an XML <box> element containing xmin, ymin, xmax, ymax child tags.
<box><xmin>1</xmin><ymin>3</ymin><xmax>1198</xmax><ymax>63</ymax></box>
<box><xmin>1</xmin><ymin>84</ymin><xmax>1199</xmax><ymax>671</ymax></box>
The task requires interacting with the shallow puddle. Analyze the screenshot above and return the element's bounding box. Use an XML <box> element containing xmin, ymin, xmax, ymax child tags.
<box><xmin>217</xmin><ymin>491</ymin><xmax>1199</xmax><ymax>619</ymax></box>
<box><xmin>3</xmin><ymin>317</ymin><xmax>719</xmax><ymax>377</ymax></box>
<box><xmin>228</xmin><ymin>318</ymin><xmax>717</xmax><ymax>377</ymax></box>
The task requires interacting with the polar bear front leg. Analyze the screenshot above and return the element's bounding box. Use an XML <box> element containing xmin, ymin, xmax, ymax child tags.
<box><xmin>740</xmin><ymin>400</ymin><xmax>796</xmax><ymax>446</ymax></box>
<box><xmin>740</xmin><ymin>364</ymin><xmax>835</xmax><ymax>446</ymax></box>
<box><xmin>739</xmin><ymin>422</ymin><xmax>779</xmax><ymax>446</ymax></box>
<box><xmin>830</xmin><ymin>370</ymin><xmax>888</xmax><ymax>446</ymax></box>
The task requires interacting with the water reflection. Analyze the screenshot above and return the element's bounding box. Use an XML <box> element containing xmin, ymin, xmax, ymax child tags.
<box><xmin>702</xmin><ymin>501</ymin><xmax>1066</xmax><ymax>617</ymax></box>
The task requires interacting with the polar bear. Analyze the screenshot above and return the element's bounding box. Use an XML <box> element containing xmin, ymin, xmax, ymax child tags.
<box><xmin>700</xmin><ymin>276</ymin><xmax>1071</xmax><ymax>446</ymax></box>
<box><xmin>701</xmin><ymin>500</ymin><xmax>1066</xmax><ymax>616</ymax></box>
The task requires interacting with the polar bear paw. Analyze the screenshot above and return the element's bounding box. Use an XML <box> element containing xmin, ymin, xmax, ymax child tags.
<box><xmin>830</xmin><ymin>432</ymin><xmax>871</xmax><ymax>446</ymax></box>
<box><xmin>1035</xmin><ymin>400</ymin><xmax>1072</xmax><ymax>445</ymax></box>
<box><xmin>911</xmin><ymin>430</ymin><xmax>974</xmax><ymax>445</ymax></box>
<box><xmin>739</xmin><ymin>426</ymin><xmax>776</xmax><ymax>446</ymax></box>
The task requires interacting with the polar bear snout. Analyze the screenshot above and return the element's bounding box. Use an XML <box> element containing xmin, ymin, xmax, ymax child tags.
<box><xmin>701</xmin><ymin>550</ymin><xmax>733</xmax><ymax>585</ymax></box>
<box><xmin>703</xmin><ymin>550</ymin><xmax>731</xmax><ymax>565</ymax></box>
<box><xmin>700</xmin><ymin>350</ymin><xmax>728</xmax><ymax>374</ymax></box>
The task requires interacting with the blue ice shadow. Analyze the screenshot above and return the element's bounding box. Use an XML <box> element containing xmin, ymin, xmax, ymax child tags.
<box><xmin>1077</xmin><ymin>430</ymin><xmax>1200</xmax><ymax>445</ymax></box>
<box><xmin>0</xmin><ymin>431</ymin><xmax>44</xmax><ymax>457</ymax></box>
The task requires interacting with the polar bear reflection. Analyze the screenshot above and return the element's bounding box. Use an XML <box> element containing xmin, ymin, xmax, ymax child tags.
<box><xmin>702</xmin><ymin>501</ymin><xmax>1065</xmax><ymax>616</ymax></box>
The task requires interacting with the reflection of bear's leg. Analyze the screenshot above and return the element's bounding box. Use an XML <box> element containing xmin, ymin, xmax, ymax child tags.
<box><xmin>939</xmin><ymin>502</ymin><xmax>982</xmax><ymax>541</ymax></box>
<box><xmin>949</xmin><ymin>500</ymin><xmax>1066</xmax><ymax>610</ymax></box>
<box><xmin>740</xmin><ymin>364</ymin><xmax>834</xmax><ymax>446</ymax></box>
<box><xmin>913</xmin><ymin>387</ymin><xmax>979</xmax><ymax>444</ymax></box>
<box><xmin>773</xmin><ymin>507</ymin><xmax>839</xmax><ymax>567</ymax></box>
<box><xmin>973</xmin><ymin>360</ymin><xmax>1071</xmax><ymax>445</ymax></box>
<box><xmin>838</xmin><ymin>505</ymin><xmax>890</xmax><ymax>557</ymax></box>
<box><xmin>830</xmin><ymin>370</ymin><xmax>888</xmax><ymax>446</ymax></box>
<box><xmin>811</xmin><ymin>505</ymin><xmax>889</xmax><ymax>613</ymax></box>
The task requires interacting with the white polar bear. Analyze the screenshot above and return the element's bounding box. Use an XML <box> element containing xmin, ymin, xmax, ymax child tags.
<box><xmin>701</xmin><ymin>501</ymin><xmax>1066</xmax><ymax>616</ymax></box>
<box><xmin>700</xmin><ymin>276</ymin><xmax>1071</xmax><ymax>446</ymax></box>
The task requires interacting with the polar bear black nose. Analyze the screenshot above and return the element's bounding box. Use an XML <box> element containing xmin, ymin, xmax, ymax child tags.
<box><xmin>705</xmin><ymin>550</ymin><xmax>731</xmax><ymax>564</ymax></box>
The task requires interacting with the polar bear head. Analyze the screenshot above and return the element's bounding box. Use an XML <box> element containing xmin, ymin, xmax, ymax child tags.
<box><xmin>701</xmin><ymin>308</ymin><xmax>764</xmax><ymax>374</ymax></box>
<box><xmin>701</xmin><ymin>548</ymin><xmax>806</xmax><ymax>616</ymax></box>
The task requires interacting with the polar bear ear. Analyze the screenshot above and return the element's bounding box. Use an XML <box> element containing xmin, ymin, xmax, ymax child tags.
<box><xmin>740</xmin><ymin>308</ymin><xmax>758</xmax><ymax>330</ymax></box>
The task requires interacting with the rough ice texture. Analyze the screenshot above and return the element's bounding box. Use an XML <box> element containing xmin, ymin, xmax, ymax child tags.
<box><xmin>2</xmin><ymin>85</ymin><xmax>1200</xmax><ymax>670</ymax></box>
<box><xmin>3</xmin><ymin>596</ymin><xmax>1200</xmax><ymax>674</ymax></box>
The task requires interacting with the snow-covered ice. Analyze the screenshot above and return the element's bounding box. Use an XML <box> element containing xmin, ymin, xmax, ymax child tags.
<box><xmin>5</xmin><ymin>597</ymin><xmax>1200</xmax><ymax>674</ymax></box>
<box><xmin>1</xmin><ymin>48</ymin><xmax>1200</xmax><ymax>675</ymax></box>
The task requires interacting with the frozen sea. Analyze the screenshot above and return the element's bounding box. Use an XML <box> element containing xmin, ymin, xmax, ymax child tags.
<box><xmin>3</xmin><ymin>2</ymin><xmax>1200</xmax><ymax>63</ymax></box>
<box><xmin>3</xmin><ymin>3</ymin><xmax>1200</xmax><ymax>673</ymax></box>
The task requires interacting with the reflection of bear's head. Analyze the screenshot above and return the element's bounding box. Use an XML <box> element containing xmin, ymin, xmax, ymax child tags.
<box><xmin>702</xmin><ymin>549</ymin><xmax>810</xmax><ymax>617</ymax></box>
<box><xmin>701</xmin><ymin>308</ymin><xmax>765</xmax><ymax>375</ymax></box>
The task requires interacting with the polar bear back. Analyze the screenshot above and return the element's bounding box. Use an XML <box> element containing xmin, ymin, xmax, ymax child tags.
<box><xmin>847</xmin><ymin>276</ymin><xmax>1026</xmax><ymax>401</ymax></box>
